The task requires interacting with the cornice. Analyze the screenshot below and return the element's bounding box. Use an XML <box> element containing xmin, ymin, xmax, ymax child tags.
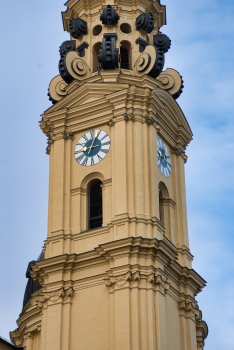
<box><xmin>62</xmin><ymin>1</ymin><xmax>166</xmax><ymax>32</ymax></box>
<box><xmin>41</xmin><ymin>82</ymin><xmax>192</xmax><ymax>151</ymax></box>
<box><xmin>30</xmin><ymin>237</ymin><xmax>205</xmax><ymax>297</ymax></box>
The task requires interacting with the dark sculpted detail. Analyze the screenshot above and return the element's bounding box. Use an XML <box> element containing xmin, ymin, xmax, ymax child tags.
<box><xmin>100</xmin><ymin>5</ymin><xmax>119</xmax><ymax>25</ymax></box>
<box><xmin>172</xmin><ymin>75</ymin><xmax>184</xmax><ymax>99</ymax></box>
<box><xmin>58</xmin><ymin>40</ymin><xmax>76</xmax><ymax>84</ymax></box>
<box><xmin>98</xmin><ymin>34</ymin><xmax>119</xmax><ymax>70</ymax></box>
<box><xmin>148</xmin><ymin>47</ymin><xmax>165</xmax><ymax>78</ymax></box>
<box><xmin>69</xmin><ymin>18</ymin><xmax>88</xmax><ymax>39</ymax></box>
<box><xmin>59</xmin><ymin>40</ymin><xmax>76</xmax><ymax>56</ymax></box>
<box><xmin>136</xmin><ymin>13</ymin><xmax>154</xmax><ymax>33</ymax></box>
<box><xmin>135</xmin><ymin>37</ymin><xmax>149</xmax><ymax>53</ymax></box>
<box><xmin>153</xmin><ymin>34</ymin><xmax>171</xmax><ymax>53</ymax></box>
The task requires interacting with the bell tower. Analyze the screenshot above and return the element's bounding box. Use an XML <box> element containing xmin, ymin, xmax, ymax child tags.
<box><xmin>11</xmin><ymin>1</ymin><xmax>208</xmax><ymax>350</ymax></box>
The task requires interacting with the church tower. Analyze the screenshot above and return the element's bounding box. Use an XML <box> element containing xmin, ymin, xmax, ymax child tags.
<box><xmin>11</xmin><ymin>1</ymin><xmax>208</xmax><ymax>349</ymax></box>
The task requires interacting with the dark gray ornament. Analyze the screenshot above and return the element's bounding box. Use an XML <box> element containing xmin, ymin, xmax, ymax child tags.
<box><xmin>100</xmin><ymin>5</ymin><xmax>119</xmax><ymax>25</ymax></box>
<box><xmin>58</xmin><ymin>40</ymin><xmax>76</xmax><ymax>84</ymax></box>
<box><xmin>59</xmin><ymin>40</ymin><xmax>76</xmax><ymax>56</ymax></box>
<box><xmin>148</xmin><ymin>48</ymin><xmax>165</xmax><ymax>79</ymax></box>
<box><xmin>136</xmin><ymin>13</ymin><xmax>154</xmax><ymax>33</ymax></box>
<box><xmin>135</xmin><ymin>38</ymin><xmax>149</xmax><ymax>52</ymax></box>
<box><xmin>98</xmin><ymin>34</ymin><xmax>119</xmax><ymax>70</ymax></box>
<box><xmin>153</xmin><ymin>34</ymin><xmax>171</xmax><ymax>53</ymax></box>
<box><xmin>69</xmin><ymin>18</ymin><xmax>88</xmax><ymax>39</ymax></box>
<box><xmin>172</xmin><ymin>77</ymin><xmax>184</xmax><ymax>99</ymax></box>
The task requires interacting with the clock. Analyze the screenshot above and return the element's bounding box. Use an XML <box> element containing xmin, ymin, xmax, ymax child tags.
<box><xmin>157</xmin><ymin>138</ymin><xmax>171</xmax><ymax>177</ymax></box>
<box><xmin>74</xmin><ymin>129</ymin><xmax>110</xmax><ymax>166</ymax></box>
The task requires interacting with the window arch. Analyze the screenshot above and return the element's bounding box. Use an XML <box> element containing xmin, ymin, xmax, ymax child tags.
<box><xmin>93</xmin><ymin>42</ymin><xmax>102</xmax><ymax>72</ymax></box>
<box><xmin>159</xmin><ymin>181</ymin><xmax>169</xmax><ymax>227</ymax></box>
<box><xmin>120</xmin><ymin>41</ymin><xmax>132</xmax><ymax>70</ymax></box>
<box><xmin>158</xmin><ymin>181</ymin><xmax>175</xmax><ymax>241</ymax></box>
<box><xmin>89</xmin><ymin>180</ymin><xmax>103</xmax><ymax>229</ymax></box>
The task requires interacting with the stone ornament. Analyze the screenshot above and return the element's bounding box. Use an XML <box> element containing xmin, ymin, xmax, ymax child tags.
<box><xmin>59</xmin><ymin>40</ymin><xmax>77</xmax><ymax>84</ymax></box>
<box><xmin>60</xmin><ymin>50</ymin><xmax>91</xmax><ymax>85</ymax></box>
<box><xmin>100</xmin><ymin>5</ymin><xmax>119</xmax><ymax>25</ymax></box>
<box><xmin>105</xmin><ymin>271</ymin><xmax>169</xmax><ymax>293</ymax></box>
<box><xmin>48</xmin><ymin>75</ymin><xmax>68</xmax><ymax>104</ymax></box>
<box><xmin>156</xmin><ymin>68</ymin><xmax>184</xmax><ymax>99</ymax></box>
<box><xmin>153</xmin><ymin>33</ymin><xmax>171</xmax><ymax>53</ymax></box>
<box><xmin>133</xmin><ymin>45</ymin><xmax>164</xmax><ymax>78</ymax></box>
<box><xmin>69</xmin><ymin>18</ymin><xmax>88</xmax><ymax>39</ymax></box>
<box><xmin>136</xmin><ymin>12</ymin><xmax>154</xmax><ymax>33</ymax></box>
<box><xmin>178</xmin><ymin>300</ymin><xmax>200</xmax><ymax>321</ymax></box>
<box><xmin>98</xmin><ymin>34</ymin><xmax>119</xmax><ymax>70</ymax></box>
<box><xmin>147</xmin><ymin>273</ymin><xmax>170</xmax><ymax>294</ymax></box>
<box><xmin>59</xmin><ymin>40</ymin><xmax>76</xmax><ymax>56</ymax></box>
<box><xmin>36</xmin><ymin>287</ymin><xmax>74</xmax><ymax>310</ymax></box>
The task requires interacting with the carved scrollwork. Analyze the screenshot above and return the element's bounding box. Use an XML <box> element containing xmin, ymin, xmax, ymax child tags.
<box><xmin>135</xmin><ymin>52</ymin><xmax>151</xmax><ymax>72</ymax></box>
<box><xmin>153</xmin><ymin>34</ymin><xmax>171</xmax><ymax>53</ymax></box>
<box><xmin>157</xmin><ymin>68</ymin><xmax>184</xmax><ymax>99</ymax></box>
<box><xmin>134</xmin><ymin>45</ymin><xmax>164</xmax><ymax>79</ymax></box>
<box><xmin>48</xmin><ymin>75</ymin><xmax>68</xmax><ymax>104</ymax></box>
<box><xmin>69</xmin><ymin>18</ymin><xmax>87</xmax><ymax>39</ymax></box>
<box><xmin>100</xmin><ymin>5</ymin><xmax>119</xmax><ymax>25</ymax></box>
<box><xmin>136</xmin><ymin>13</ymin><xmax>154</xmax><ymax>33</ymax></box>
<box><xmin>59</xmin><ymin>41</ymin><xmax>77</xmax><ymax>84</ymax></box>
<box><xmin>60</xmin><ymin>51</ymin><xmax>91</xmax><ymax>84</ymax></box>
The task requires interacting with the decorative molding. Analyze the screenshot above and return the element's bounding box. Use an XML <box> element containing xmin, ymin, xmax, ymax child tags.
<box><xmin>36</xmin><ymin>287</ymin><xmax>74</xmax><ymax>310</ymax></box>
<box><xmin>196</xmin><ymin>319</ymin><xmax>208</xmax><ymax>350</ymax></box>
<box><xmin>178</xmin><ymin>299</ymin><xmax>200</xmax><ymax>322</ymax></box>
<box><xmin>71</xmin><ymin>187</ymin><xmax>88</xmax><ymax>196</ymax></box>
<box><xmin>104</xmin><ymin>272</ymin><xmax>131</xmax><ymax>288</ymax></box>
<box><xmin>147</xmin><ymin>273</ymin><xmax>170</xmax><ymax>294</ymax></box>
<box><xmin>105</xmin><ymin>270</ymin><xmax>170</xmax><ymax>293</ymax></box>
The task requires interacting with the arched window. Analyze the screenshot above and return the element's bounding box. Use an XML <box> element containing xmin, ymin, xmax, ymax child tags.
<box><xmin>120</xmin><ymin>41</ymin><xmax>132</xmax><ymax>70</ymax></box>
<box><xmin>93</xmin><ymin>42</ymin><xmax>102</xmax><ymax>72</ymax></box>
<box><xmin>89</xmin><ymin>181</ymin><xmax>103</xmax><ymax>229</ymax></box>
<box><xmin>158</xmin><ymin>182</ymin><xmax>172</xmax><ymax>239</ymax></box>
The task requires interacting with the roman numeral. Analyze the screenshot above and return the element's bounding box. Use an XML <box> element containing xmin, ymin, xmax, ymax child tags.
<box><xmin>76</xmin><ymin>154</ymin><xmax>85</xmax><ymax>163</ymax></box>
<box><xmin>81</xmin><ymin>157</ymin><xmax>88</xmax><ymax>166</ymax></box>
<box><xmin>83</xmin><ymin>134</ymin><xmax>88</xmax><ymax>142</ymax></box>
<box><xmin>97</xmin><ymin>130</ymin><xmax>101</xmax><ymax>138</ymax></box>
<box><xmin>100</xmin><ymin>134</ymin><xmax>108</xmax><ymax>141</ymax></box>
<box><xmin>91</xmin><ymin>157</ymin><xmax>94</xmax><ymax>166</ymax></box>
<box><xmin>90</xmin><ymin>130</ymin><xmax>95</xmax><ymax>138</ymax></box>
<box><xmin>102</xmin><ymin>141</ymin><xmax>110</xmax><ymax>147</ymax></box>
<box><xmin>74</xmin><ymin>150</ymin><xmax>82</xmax><ymax>155</ymax></box>
<box><xmin>100</xmin><ymin>148</ymin><xmax>108</xmax><ymax>154</ymax></box>
<box><xmin>97</xmin><ymin>154</ymin><xmax>103</xmax><ymax>162</ymax></box>
<box><xmin>77</xmin><ymin>142</ymin><xmax>85</xmax><ymax>147</ymax></box>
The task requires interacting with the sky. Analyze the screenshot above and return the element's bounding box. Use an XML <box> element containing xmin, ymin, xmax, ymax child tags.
<box><xmin>0</xmin><ymin>0</ymin><xmax>233</xmax><ymax>349</ymax></box>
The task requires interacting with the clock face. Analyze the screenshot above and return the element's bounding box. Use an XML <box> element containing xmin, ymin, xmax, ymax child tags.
<box><xmin>157</xmin><ymin>138</ymin><xmax>171</xmax><ymax>178</ymax></box>
<box><xmin>74</xmin><ymin>129</ymin><xmax>110</xmax><ymax>166</ymax></box>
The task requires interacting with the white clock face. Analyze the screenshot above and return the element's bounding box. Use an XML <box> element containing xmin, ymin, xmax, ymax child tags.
<box><xmin>157</xmin><ymin>138</ymin><xmax>171</xmax><ymax>177</ymax></box>
<box><xmin>74</xmin><ymin>129</ymin><xmax>110</xmax><ymax>166</ymax></box>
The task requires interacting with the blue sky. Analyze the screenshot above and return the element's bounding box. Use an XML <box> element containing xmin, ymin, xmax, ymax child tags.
<box><xmin>0</xmin><ymin>0</ymin><xmax>233</xmax><ymax>349</ymax></box>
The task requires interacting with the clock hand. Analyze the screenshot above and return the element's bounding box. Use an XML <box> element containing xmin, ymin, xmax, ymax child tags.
<box><xmin>88</xmin><ymin>129</ymin><xmax>99</xmax><ymax>154</ymax></box>
<box><xmin>157</xmin><ymin>150</ymin><xmax>162</xmax><ymax>157</ymax></box>
<box><xmin>164</xmin><ymin>146</ymin><xmax>168</xmax><ymax>160</ymax></box>
<box><xmin>81</xmin><ymin>145</ymin><xmax>99</xmax><ymax>152</ymax></box>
